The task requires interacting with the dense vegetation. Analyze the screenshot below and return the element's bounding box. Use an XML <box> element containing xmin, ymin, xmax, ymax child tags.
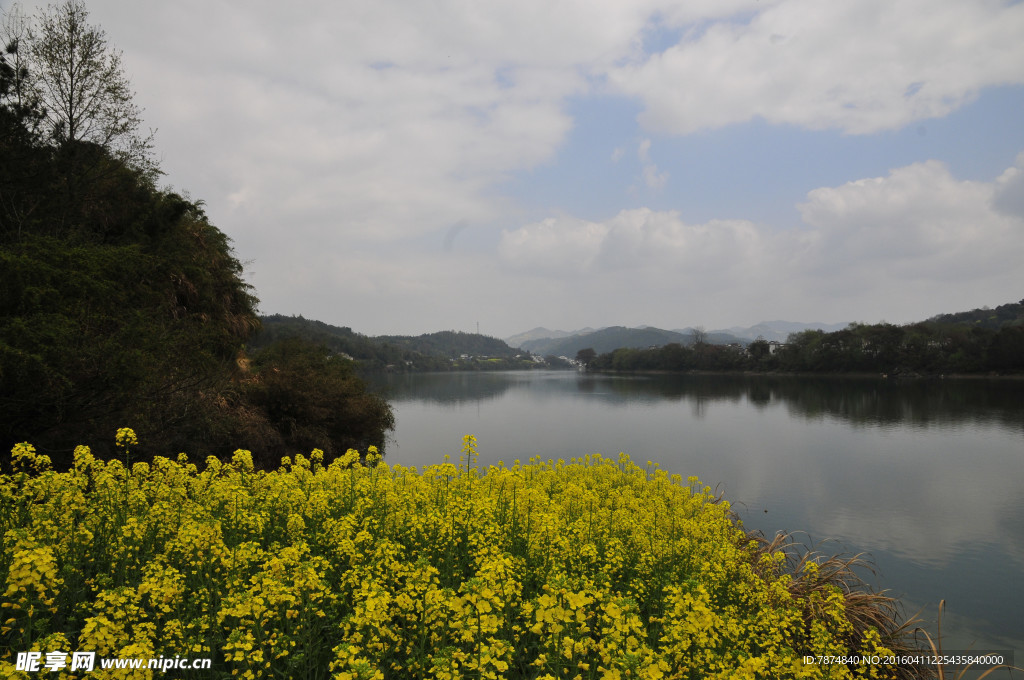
<box><xmin>589</xmin><ymin>342</ymin><xmax>747</xmax><ymax>373</ymax></box>
<box><xmin>251</xmin><ymin>316</ymin><xmax>450</xmax><ymax>371</ymax></box>
<box><xmin>927</xmin><ymin>300</ymin><xmax>1024</xmax><ymax>330</ymax></box>
<box><xmin>253</xmin><ymin>315</ymin><xmax>553</xmax><ymax>372</ymax></box>
<box><xmin>377</xmin><ymin>330</ymin><xmax>519</xmax><ymax>360</ymax></box>
<box><xmin>588</xmin><ymin>302</ymin><xmax>1024</xmax><ymax>376</ymax></box>
<box><xmin>1</xmin><ymin>434</ymin><xmax>921</xmax><ymax>679</ymax></box>
<box><xmin>766</xmin><ymin>317</ymin><xmax>1024</xmax><ymax>375</ymax></box>
<box><xmin>0</xmin><ymin>2</ymin><xmax>392</xmax><ymax>467</ymax></box>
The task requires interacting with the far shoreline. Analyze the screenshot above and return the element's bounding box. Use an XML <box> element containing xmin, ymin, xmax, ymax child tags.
<box><xmin>585</xmin><ymin>368</ymin><xmax>1024</xmax><ymax>380</ymax></box>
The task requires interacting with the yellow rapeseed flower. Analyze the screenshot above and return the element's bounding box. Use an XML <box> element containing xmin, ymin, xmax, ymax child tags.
<box><xmin>0</xmin><ymin>434</ymin><xmax>910</xmax><ymax>679</ymax></box>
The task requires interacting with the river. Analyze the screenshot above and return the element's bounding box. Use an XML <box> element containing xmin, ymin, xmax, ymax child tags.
<box><xmin>371</xmin><ymin>370</ymin><xmax>1024</xmax><ymax>665</ymax></box>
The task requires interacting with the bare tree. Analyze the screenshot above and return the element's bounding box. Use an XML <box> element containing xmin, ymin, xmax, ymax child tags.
<box><xmin>690</xmin><ymin>326</ymin><xmax>708</xmax><ymax>347</ymax></box>
<box><xmin>1</xmin><ymin>5</ymin><xmax>47</xmax><ymax>238</ymax></box>
<box><xmin>1</xmin><ymin>4</ymin><xmax>37</xmax><ymax>121</ymax></box>
<box><xmin>28</xmin><ymin>0</ymin><xmax>154</xmax><ymax>174</ymax></box>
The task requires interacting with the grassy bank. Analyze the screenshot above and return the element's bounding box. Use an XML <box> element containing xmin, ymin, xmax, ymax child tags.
<box><xmin>2</xmin><ymin>432</ymin><xmax>921</xmax><ymax>679</ymax></box>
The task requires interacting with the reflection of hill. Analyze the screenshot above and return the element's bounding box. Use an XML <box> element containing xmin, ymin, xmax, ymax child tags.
<box><xmin>377</xmin><ymin>372</ymin><xmax>1024</xmax><ymax>431</ymax></box>
<box><xmin>578</xmin><ymin>374</ymin><xmax>748</xmax><ymax>405</ymax></box>
<box><xmin>647</xmin><ymin>372</ymin><xmax>1024</xmax><ymax>430</ymax></box>
<box><xmin>371</xmin><ymin>372</ymin><xmax>519</xmax><ymax>405</ymax></box>
<box><xmin>587</xmin><ymin>374</ymin><xmax>1024</xmax><ymax>429</ymax></box>
<box><xmin>767</xmin><ymin>376</ymin><xmax>1024</xmax><ymax>430</ymax></box>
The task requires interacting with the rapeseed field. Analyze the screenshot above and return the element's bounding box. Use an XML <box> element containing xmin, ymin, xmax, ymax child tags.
<box><xmin>1</xmin><ymin>431</ymin><xmax>912</xmax><ymax>679</ymax></box>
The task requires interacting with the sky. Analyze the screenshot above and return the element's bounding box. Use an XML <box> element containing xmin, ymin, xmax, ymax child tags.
<box><xmin>7</xmin><ymin>0</ymin><xmax>1024</xmax><ymax>338</ymax></box>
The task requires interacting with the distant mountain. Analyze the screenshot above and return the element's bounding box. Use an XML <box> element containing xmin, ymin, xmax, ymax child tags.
<box><xmin>702</xmin><ymin>320</ymin><xmax>851</xmax><ymax>343</ymax></box>
<box><xmin>518</xmin><ymin>326</ymin><xmax>748</xmax><ymax>357</ymax></box>
<box><xmin>505</xmin><ymin>326</ymin><xmax>599</xmax><ymax>347</ymax></box>
<box><xmin>675</xmin><ymin>327</ymin><xmax>760</xmax><ymax>345</ymax></box>
<box><xmin>510</xmin><ymin>321</ymin><xmax>852</xmax><ymax>350</ymax></box>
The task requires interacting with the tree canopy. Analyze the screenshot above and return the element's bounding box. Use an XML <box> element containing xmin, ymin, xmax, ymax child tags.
<box><xmin>11</xmin><ymin>0</ymin><xmax>153</xmax><ymax>170</ymax></box>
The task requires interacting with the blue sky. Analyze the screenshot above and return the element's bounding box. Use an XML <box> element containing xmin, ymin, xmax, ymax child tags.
<box><xmin>514</xmin><ymin>86</ymin><xmax>1024</xmax><ymax>227</ymax></box>
<box><xmin>7</xmin><ymin>0</ymin><xmax>1023</xmax><ymax>338</ymax></box>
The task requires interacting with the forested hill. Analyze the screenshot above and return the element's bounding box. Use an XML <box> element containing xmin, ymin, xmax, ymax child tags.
<box><xmin>251</xmin><ymin>315</ymin><xmax>421</xmax><ymax>367</ymax></box>
<box><xmin>927</xmin><ymin>299</ymin><xmax>1024</xmax><ymax>330</ymax></box>
<box><xmin>376</xmin><ymin>330</ymin><xmax>519</xmax><ymax>358</ymax></box>
<box><xmin>252</xmin><ymin>315</ymin><xmax>529</xmax><ymax>370</ymax></box>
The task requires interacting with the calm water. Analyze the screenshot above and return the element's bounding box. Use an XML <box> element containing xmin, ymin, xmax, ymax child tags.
<box><xmin>372</xmin><ymin>371</ymin><xmax>1024</xmax><ymax>662</ymax></box>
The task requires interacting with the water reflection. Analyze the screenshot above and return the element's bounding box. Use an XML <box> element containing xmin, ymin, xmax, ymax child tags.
<box><xmin>378</xmin><ymin>371</ymin><xmax>1024</xmax><ymax>430</ymax></box>
<box><xmin>372</xmin><ymin>371</ymin><xmax>521</xmax><ymax>404</ymax></box>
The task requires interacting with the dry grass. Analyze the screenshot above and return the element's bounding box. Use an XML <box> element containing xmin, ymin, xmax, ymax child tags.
<box><xmin>913</xmin><ymin>600</ymin><xmax>1022</xmax><ymax>680</ymax></box>
<box><xmin>743</xmin><ymin>529</ymin><xmax>1022</xmax><ymax>680</ymax></box>
<box><xmin>748</xmin><ymin>530</ymin><xmax>923</xmax><ymax>679</ymax></box>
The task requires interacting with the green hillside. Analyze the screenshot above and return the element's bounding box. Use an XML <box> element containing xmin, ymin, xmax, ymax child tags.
<box><xmin>927</xmin><ymin>299</ymin><xmax>1024</xmax><ymax>330</ymax></box>
<box><xmin>377</xmin><ymin>330</ymin><xmax>519</xmax><ymax>358</ymax></box>
<box><xmin>252</xmin><ymin>315</ymin><xmax>540</xmax><ymax>371</ymax></box>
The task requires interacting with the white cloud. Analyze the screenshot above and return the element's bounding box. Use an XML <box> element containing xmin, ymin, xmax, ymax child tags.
<box><xmin>499</xmin><ymin>208</ymin><xmax>775</xmax><ymax>290</ymax></box>
<box><xmin>637</xmin><ymin>139</ymin><xmax>669</xmax><ymax>190</ymax></box>
<box><xmin>609</xmin><ymin>0</ymin><xmax>1024</xmax><ymax>135</ymax></box>
<box><xmin>637</xmin><ymin>139</ymin><xmax>653</xmax><ymax>162</ymax></box>
<box><xmin>641</xmin><ymin>165</ymin><xmax>669</xmax><ymax>191</ymax></box>
<box><xmin>797</xmin><ymin>159</ymin><xmax>1022</xmax><ymax>284</ymax></box>
<box><xmin>993</xmin><ymin>152</ymin><xmax>1024</xmax><ymax>219</ymax></box>
<box><xmin>498</xmin><ymin>216</ymin><xmax>609</xmax><ymax>274</ymax></box>
<box><xmin>499</xmin><ymin>156</ymin><xmax>1024</xmax><ymax>327</ymax></box>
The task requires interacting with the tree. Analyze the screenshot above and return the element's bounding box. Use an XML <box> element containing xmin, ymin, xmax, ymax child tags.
<box><xmin>988</xmin><ymin>326</ymin><xmax>1024</xmax><ymax>371</ymax></box>
<box><xmin>576</xmin><ymin>347</ymin><xmax>596</xmax><ymax>369</ymax></box>
<box><xmin>1</xmin><ymin>9</ymin><xmax>50</xmax><ymax>239</ymax></box>
<box><xmin>0</xmin><ymin>1</ymin><xmax>159</xmax><ymax>239</ymax></box>
<box><xmin>27</xmin><ymin>0</ymin><xmax>154</xmax><ymax>172</ymax></box>
<box><xmin>245</xmin><ymin>338</ymin><xmax>395</xmax><ymax>465</ymax></box>
<box><xmin>748</xmin><ymin>335</ymin><xmax>770</xmax><ymax>362</ymax></box>
<box><xmin>1</xmin><ymin>5</ymin><xmax>39</xmax><ymax>130</ymax></box>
